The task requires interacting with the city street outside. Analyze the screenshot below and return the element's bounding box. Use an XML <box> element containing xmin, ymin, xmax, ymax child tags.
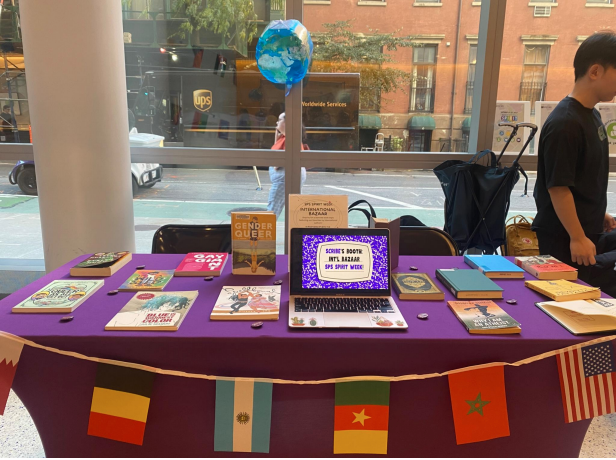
<box><xmin>1</xmin><ymin>162</ymin><xmax>616</xmax><ymax>258</ymax></box>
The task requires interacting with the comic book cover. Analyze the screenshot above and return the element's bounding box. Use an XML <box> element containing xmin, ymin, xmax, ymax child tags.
<box><xmin>12</xmin><ymin>280</ymin><xmax>104</xmax><ymax>313</ymax></box>
<box><xmin>118</xmin><ymin>270</ymin><xmax>174</xmax><ymax>291</ymax></box>
<box><xmin>231</xmin><ymin>212</ymin><xmax>276</xmax><ymax>275</ymax></box>
<box><xmin>211</xmin><ymin>286</ymin><xmax>281</xmax><ymax>320</ymax></box>
<box><xmin>70</xmin><ymin>252</ymin><xmax>132</xmax><ymax>277</ymax></box>
<box><xmin>105</xmin><ymin>291</ymin><xmax>198</xmax><ymax>331</ymax></box>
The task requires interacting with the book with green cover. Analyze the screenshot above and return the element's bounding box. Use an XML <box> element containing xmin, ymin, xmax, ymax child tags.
<box><xmin>435</xmin><ymin>269</ymin><xmax>503</xmax><ymax>299</ymax></box>
<box><xmin>13</xmin><ymin>280</ymin><xmax>105</xmax><ymax>313</ymax></box>
<box><xmin>448</xmin><ymin>300</ymin><xmax>521</xmax><ymax>334</ymax></box>
<box><xmin>525</xmin><ymin>279</ymin><xmax>600</xmax><ymax>302</ymax></box>
<box><xmin>392</xmin><ymin>273</ymin><xmax>444</xmax><ymax>300</ymax></box>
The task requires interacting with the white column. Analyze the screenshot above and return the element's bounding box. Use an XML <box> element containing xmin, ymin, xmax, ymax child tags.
<box><xmin>20</xmin><ymin>0</ymin><xmax>136</xmax><ymax>271</ymax></box>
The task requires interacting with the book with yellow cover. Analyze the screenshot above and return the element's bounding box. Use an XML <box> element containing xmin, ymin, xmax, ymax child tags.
<box><xmin>525</xmin><ymin>279</ymin><xmax>600</xmax><ymax>302</ymax></box>
<box><xmin>447</xmin><ymin>300</ymin><xmax>521</xmax><ymax>334</ymax></box>
<box><xmin>536</xmin><ymin>298</ymin><xmax>616</xmax><ymax>335</ymax></box>
<box><xmin>231</xmin><ymin>212</ymin><xmax>276</xmax><ymax>275</ymax></box>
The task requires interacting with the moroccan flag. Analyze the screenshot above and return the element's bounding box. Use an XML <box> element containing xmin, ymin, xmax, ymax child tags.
<box><xmin>557</xmin><ymin>341</ymin><xmax>616</xmax><ymax>423</ymax></box>
<box><xmin>448</xmin><ymin>365</ymin><xmax>510</xmax><ymax>445</ymax></box>
<box><xmin>334</xmin><ymin>381</ymin><xmax>390</xmax><ymax>455</ymax></box>
<box><xmin>0</xmin><ymin>335</ymin><xmax>24</xmax><ymax>416</ymax></box>
<box><xmin>214</xmin><ymin>378</ymin><xmax>273</xmax><ymax>453</ymax></box>
<box><xmin>87</xmin><ymin>363</ymin><xmax>155</xmax><ymax>445</ymax></box>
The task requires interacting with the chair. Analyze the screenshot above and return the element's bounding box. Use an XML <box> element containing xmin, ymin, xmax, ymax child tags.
<box><xmin>151</xmin><ymin>224</ymin><xmax>232</xmax><ymax>254</ymax></box>
<box><xmin>399</xmin><ymin>226</ymin><xmax>459</xmax><ymax>256</ymax></box>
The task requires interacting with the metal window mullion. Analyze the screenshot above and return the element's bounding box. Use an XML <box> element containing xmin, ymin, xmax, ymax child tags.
<box><xmin>469</xmin><ymin>0</ymin><xmax>507</xmax><ymax>153</ymax></box>
<box><xmin>283</xmin><ymin>0</ymin><xmax>304</xmax><ymax>254</ymax></box>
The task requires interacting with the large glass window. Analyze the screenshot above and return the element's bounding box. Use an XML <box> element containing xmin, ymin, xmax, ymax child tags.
<box><xmin>519</xmin><ymin>45</ymin><xmax>550</xmax><ymax>113</ymax></box>
<box><xmin>410</xmin><ymin>45</ymin><xmax>437</xmax><ymax>113</ymax></box>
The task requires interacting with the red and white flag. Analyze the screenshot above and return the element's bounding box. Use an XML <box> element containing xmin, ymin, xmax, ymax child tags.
<box><xmin>0</xmin><ymin>334</ymin><xmax>24</xmax><ymax>415</ymax></box>
<box><xmin>557</xmin><ymin>341</ymin><xmax>616</xmax><ymax>423</ymax></box>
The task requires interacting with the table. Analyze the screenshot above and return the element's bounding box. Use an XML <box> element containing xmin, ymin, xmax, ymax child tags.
<box><xmin>0</xmin><ymin>254</ymin><xmax>604</xmax><ymax>457</ymax></box>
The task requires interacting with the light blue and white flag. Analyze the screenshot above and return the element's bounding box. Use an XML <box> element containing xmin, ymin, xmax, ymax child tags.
<box><xmin>214</xmin><ymin>378</ymin><xmax>273</xmax><ymax>453</ymax></box>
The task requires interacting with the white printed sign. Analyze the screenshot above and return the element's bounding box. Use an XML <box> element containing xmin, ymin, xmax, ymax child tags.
<box><xmin>493</xmin><ymin>101</ymin><xmax>531</xmax><ymax>154</ymax></box>
<box><xmin>316</xmin><ymin>241</ymin><xmax>373</xmax><ymax>282</ymax></box>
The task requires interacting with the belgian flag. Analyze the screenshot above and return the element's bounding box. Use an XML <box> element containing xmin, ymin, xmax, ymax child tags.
<box><xmin>334</xmin><ymin>381</ymin><xmax>390</xmax><ymax>455</ymax></box>
<box><xmin>87</xmin><ymin>363</ymin><xmax>156</xmax><ymax>445</ymax></box>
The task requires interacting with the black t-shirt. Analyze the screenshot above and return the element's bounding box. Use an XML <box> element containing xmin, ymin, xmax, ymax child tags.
<box><xmin>533</xmin><ymin>96</ymin><xmax>609</xmax><ymax>237</ymax></box>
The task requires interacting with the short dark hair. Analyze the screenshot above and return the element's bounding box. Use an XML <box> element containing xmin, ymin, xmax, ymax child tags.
<box><xmin>2</xmin><ymin>105</ymin><xmax>9</xmax><ymax>111</ymax></box>
<box><xmin>574</xmin><ymin>31</ymin><xmax>616</xmax><ymax>81</ymax></box>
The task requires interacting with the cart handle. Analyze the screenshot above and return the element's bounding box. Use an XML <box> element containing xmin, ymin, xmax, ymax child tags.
<box><xmin>512</xmin><ymin>122</ymin><xmax>538</xmax><ymax>164</ymax></box>
<box><xmin>495</xmin><ymin>122</ymin><xmax>520</xmax><ymax>166</ymax></box>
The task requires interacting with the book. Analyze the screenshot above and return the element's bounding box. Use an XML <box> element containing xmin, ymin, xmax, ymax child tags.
<box><xmin>514</xmin><ymin>255</ymin><xmax>578</xmax><ymax>280</ymax></box>
<box><xmin>448</xmin><ymin>301</ymin><xmax>521</xmax><ymax>334</ymax></box>
<box><xmin>525</xmin><ymin>279</ymin><xmax>601</xmax><ymax>302</ymax></box>
<box><xmin>70</xmin><ymin>252</ymin><xmax>132</xmax><ymax>277</ymax></box>
<box><xmin>464</xmin><ymin>254</ymin><xmax>525</xmax><ymax>279</ymax></box>
<box><xmin>536</xmin><ymin>298</ymin><xmax>616</xmax><ymax>335</ymax></box>
<box><xmin>211</xmin><ymin>286</ymin><xmax>281</xmax><ymax>320</ymax></box>
<box><xmin>175</xmin><ymin>252</ymin><xmax>228</xmax><ymax>277</ymax></box>
<box><xmin>12</xmin><ymin>280</ymin><xmax>104</xmax><ymax>313</ymax></box>
<box><xmin>105</xmin><ymin>291</ymin><xmax>198</xmax><ymax>331</ymax></box>
<box><xmin>118</xmin><ymin>270</ymin><xmax>174</xmax><ymax>291</ymax></box>
<box><xmin>231</xmin><ymin>212</ymin><xmax>276</xmax><ymax>275</ymax></box>
<box><xmin>288</xmin><ymin>194</ymin><xmax>348</xmax><ymax>269</ymax></box>
<box><xmin>435</xmin><ymin>269</ymin><xmax>504</xmax><ymax>299</ymax></box>
<box><xmin>392</xmin><ymin>273</ymin><xmax>444</xmax><ymax>300</ymax></box>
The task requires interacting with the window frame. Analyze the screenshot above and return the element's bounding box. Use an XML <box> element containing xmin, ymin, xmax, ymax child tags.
<box><xmin>409</xmin><ymin>45</ymin><xmax>438</xmax><ymax>113</ymax></box>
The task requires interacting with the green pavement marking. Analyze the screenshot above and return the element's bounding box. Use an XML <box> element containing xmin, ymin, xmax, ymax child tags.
<box><xmin>0</xmin><ymin>195</ymin><xmax>35</xmax><ymax>209</ymax></box>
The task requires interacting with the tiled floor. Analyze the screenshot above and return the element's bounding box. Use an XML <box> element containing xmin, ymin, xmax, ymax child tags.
<box><xmin>0</xmin><ymin>390</ymin><xmax>614</xmax><ymax>458</ymax></box>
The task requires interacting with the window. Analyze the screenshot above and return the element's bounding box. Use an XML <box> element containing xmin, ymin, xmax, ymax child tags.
<box><xmin>464</xmin><ymin>45</ymin><xmax>477</xmax><ymax>114</ymax></box>
<box><xmin>586</xmin><ymin>0</ymin><xmax>612</xmax><ymax>4</ymax></box>
<box><xmin>519</xmin><ymin>45</ymin><xmax>550</xmax><ymax>114</ymax></box>
<box><xmin>410</xmin><ymin>46</ymin><xmax>437</xmax><ymax>113</ymax></box>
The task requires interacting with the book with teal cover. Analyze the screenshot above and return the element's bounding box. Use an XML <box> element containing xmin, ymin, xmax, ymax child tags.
<box><xmin>435</xmin><ymin>269</ymin><xmax>504</xmax><ymax>299</ymax></box>
<box><xmin>463</xmin><ymin>254</ymin><xmax>525</xmax><ymax>278</ymax></box>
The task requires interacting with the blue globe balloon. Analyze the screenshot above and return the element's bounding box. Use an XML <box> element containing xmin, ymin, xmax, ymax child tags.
<box><xmin>256</xmin><ymin>20</ymin><xmax>313</xmax><ymax>94</ymax></box>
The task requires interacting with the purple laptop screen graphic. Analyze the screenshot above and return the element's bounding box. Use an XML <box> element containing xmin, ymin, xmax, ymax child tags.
<box><xmin>301</xmin><ymin>234</ymin><xmax>388</xmax><ymax>290</ymax></box>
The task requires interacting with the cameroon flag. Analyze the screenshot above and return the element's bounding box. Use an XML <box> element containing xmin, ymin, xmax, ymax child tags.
<box><xmin>87</xmin><ymin>363</ymin><xmax>156</xmax><ymax>445</ymax></box>
<box><xmin>448</xmin><ymin>365</ymin><xmax>510</xmax><ymax>445</ymax></box>
<box><xmin>334</xmin><ymin>381</ymin><xmax>390</xmax><ymax>455</ymax></box>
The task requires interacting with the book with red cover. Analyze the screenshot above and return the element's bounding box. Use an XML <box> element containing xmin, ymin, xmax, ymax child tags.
<box><xmin>175</xmin><ymin>252</ymin><xmax>228</xmax><ymax>277</ymax></box>
<box><xmin>514</xmin><ymin>255</ymin><xmax>578</xmax><ymax>280</ymax></box>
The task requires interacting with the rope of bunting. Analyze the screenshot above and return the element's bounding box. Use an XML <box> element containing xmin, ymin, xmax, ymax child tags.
<box><xmin>2</xmin><ymin>330</ymin><xmax>615</xmax><ymax>384</ymax></box>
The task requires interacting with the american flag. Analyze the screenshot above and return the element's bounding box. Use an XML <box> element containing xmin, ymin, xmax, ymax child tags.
<box><xmin>557</xmin><ymin>342</ymin><xmax>616</xmax><ymax>423</ymax></box>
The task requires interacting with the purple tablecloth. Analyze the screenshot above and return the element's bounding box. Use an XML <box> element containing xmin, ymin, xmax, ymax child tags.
<box><xmin>0</xmin><ymin>254</ymin><xmax>603</xmax><ymax>457</ymax></box>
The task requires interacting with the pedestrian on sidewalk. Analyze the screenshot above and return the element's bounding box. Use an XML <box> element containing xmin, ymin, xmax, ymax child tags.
<box><xmin>267</xmin><ymin>112</ymin><xmax>309</xmax><ymax>219</ymax></box>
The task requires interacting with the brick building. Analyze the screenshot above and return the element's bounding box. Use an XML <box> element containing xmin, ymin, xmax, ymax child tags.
<box><xmin>304</xmin><ymin>0</ymin><xmax>615</xmax><ymax>151</ymax></box>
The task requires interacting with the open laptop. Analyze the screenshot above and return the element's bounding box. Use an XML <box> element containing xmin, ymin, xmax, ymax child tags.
<box><xmin>289</xmin><ymin>227</ymin><xmax>408</xmax><ymax>329</ymax></box>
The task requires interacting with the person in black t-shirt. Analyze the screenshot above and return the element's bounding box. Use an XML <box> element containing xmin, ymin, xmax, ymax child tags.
<box><xmin>533</xmin><ymin>32</ymin><xmax>616</xmax><ymax>288</ymax></box>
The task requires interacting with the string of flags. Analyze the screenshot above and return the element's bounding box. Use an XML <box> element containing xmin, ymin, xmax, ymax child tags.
<box><xmin>1</xmin><ymin>330</ymin><xmax>616</xmax><ymax>453</ymax></box>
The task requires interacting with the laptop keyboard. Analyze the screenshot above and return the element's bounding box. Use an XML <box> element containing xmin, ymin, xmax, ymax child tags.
<box><xmin>294</xmin><ymin>297</ymin><xmax>394</xmax><ymax>313</ymax></box>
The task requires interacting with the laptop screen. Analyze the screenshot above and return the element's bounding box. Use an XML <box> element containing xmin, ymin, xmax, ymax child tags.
<box><xmin>290</xmin><ymin>228</ymin><xmax>390</xmax><ymax>296</ymax></box>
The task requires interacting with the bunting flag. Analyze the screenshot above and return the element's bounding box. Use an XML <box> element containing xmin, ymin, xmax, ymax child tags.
<box><xmin>557</xmin><ymin>342</ymin><xmax>616</xmax><ymax>423</ymax></box>
<box><xmin>214</xmin><ymin>378</ymin><xmax>273</xmax><ymax>453</ymax></box>
<box><xmin>87</xmin><ymin>363</ymin><xmax>156</xmax><ymax>445</ymax></box>
<box><xmin>333</xmin><ymin>381</ymin><xmax>390</xmax><ymax>455</ymax></box>
<box><xmin>448</xmin><ymin>365</ymin><xmax>510</xmax><ymax>445</ymax></box>
<box><xmin>0</xmin><ymin>336</ymin><xmax>24</xmax><ymax>416</ymax></box>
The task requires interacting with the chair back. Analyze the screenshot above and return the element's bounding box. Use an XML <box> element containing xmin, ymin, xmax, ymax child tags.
<box><xmin>151</xmin><ymin>224</ymin><xmax>232</xmax><ymax>254</ymax></box>
<box><xmin>399</xmin><ymin>226</ymin><xmax>459</xmax><ymax>256</ymax></box>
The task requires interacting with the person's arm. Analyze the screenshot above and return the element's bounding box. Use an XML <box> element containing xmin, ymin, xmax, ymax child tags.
<box><xmin>548</xmin><ymin>186</ymin><xmax>596</xmax><ymax>266</ymax></box>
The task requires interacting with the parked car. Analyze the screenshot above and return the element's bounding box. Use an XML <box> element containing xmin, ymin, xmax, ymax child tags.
<box><xmin>8</xmin><ymin>132</ymin><xmax>164</xmax><ymax>196</ymax></box>
<box><xmin>8</xmin><ymin>160</ymin><xmax>163</xmax><ymax>196</ymax></box>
